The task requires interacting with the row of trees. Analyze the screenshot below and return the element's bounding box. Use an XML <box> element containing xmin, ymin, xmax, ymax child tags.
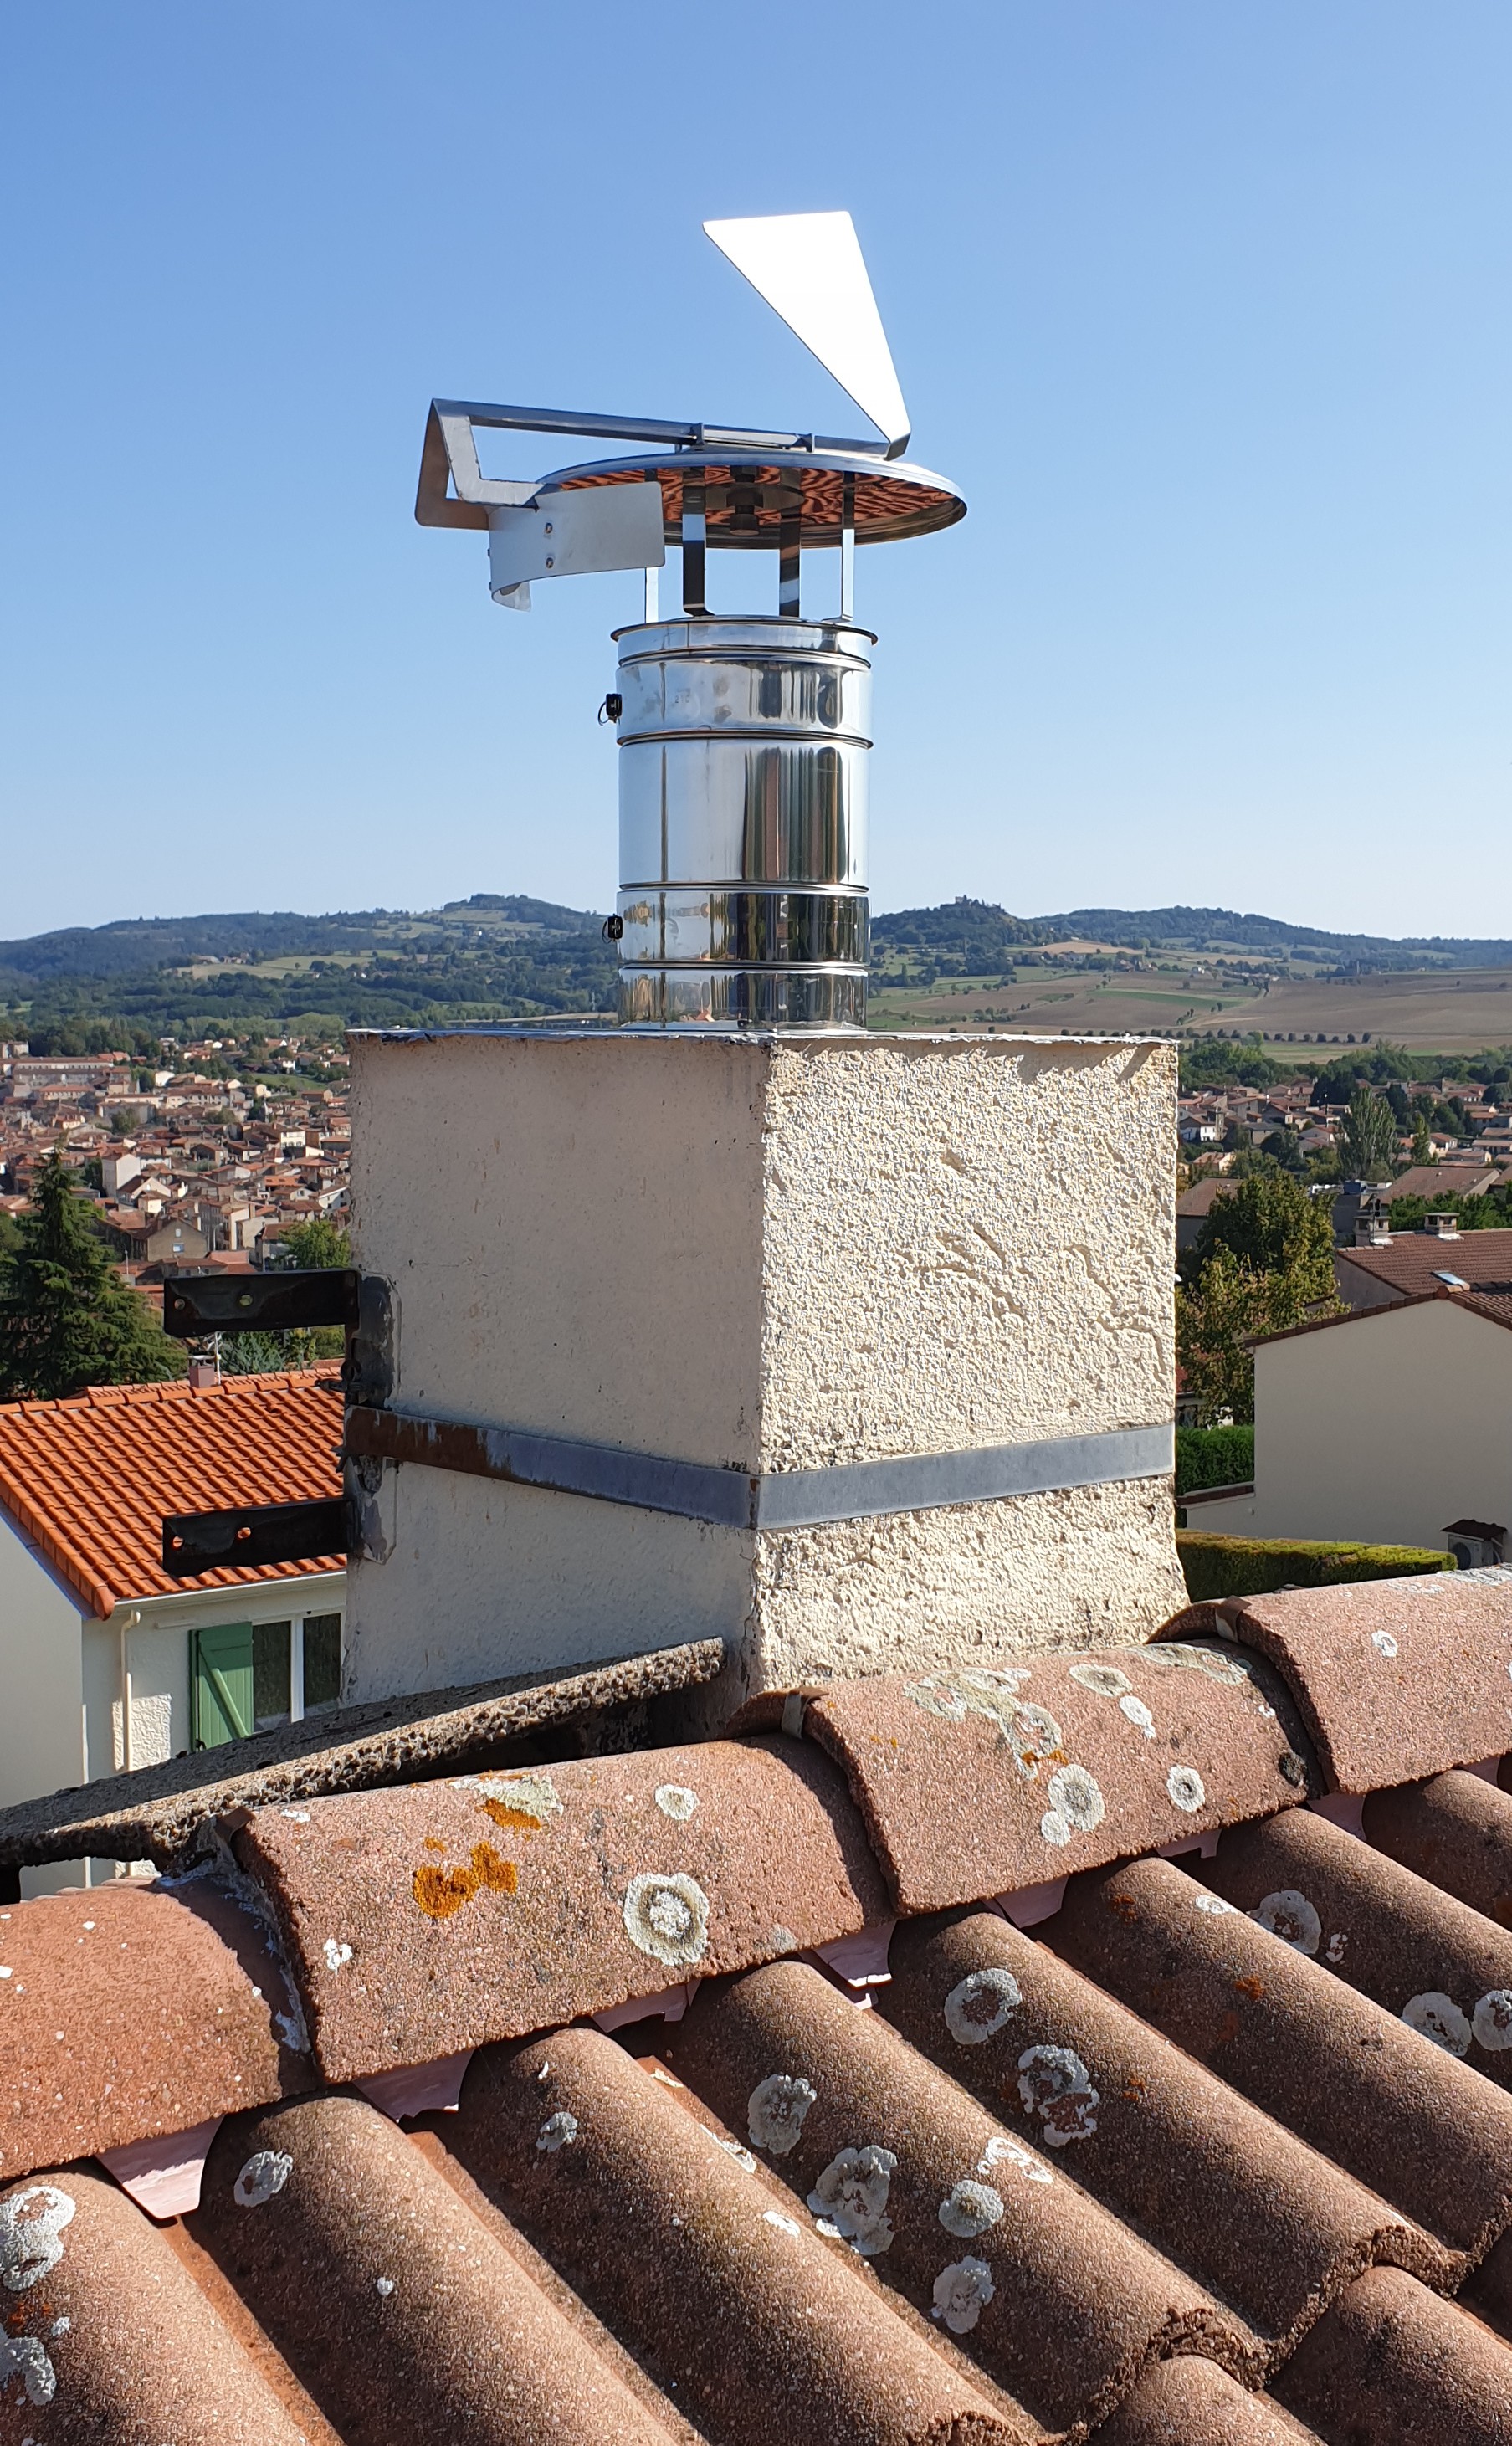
<box><xmin>0</xmin><ymin>1152</ymin><xmax>349</xmax><ymax>1402</ymax></box>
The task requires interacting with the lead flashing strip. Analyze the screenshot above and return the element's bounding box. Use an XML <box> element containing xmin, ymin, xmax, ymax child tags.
<box><xmin>344</xmin><ymin>1407</ymin><xmax>1172</xmax><ymax>1529</ymax></box>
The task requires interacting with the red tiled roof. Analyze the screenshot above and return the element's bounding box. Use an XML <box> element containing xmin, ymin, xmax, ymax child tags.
<box><xmin>1256</xmin><ymin>1284</ymin><xmax>1512</xmax><ymax>1350</ymax></box>
<box><xmin>1338</xmin><ymin>1225</ymin><xmax>1512</xmax><ymax>1300</ymax></box>
<box><xmin>0</xmin><ymin>1371</ymin><xmax>344</xmax><ymax>1618</ymax></box>
<box><xmin>3</xmin><ymin>1581</ymin><xmax>1512</xmax><ymax>2437</ymax></box>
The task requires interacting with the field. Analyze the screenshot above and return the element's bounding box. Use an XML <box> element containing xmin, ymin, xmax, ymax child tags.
<box><xmin>867</xmin><ymin>964</ymin><xmax>1512</xmax><ymax>1056</ymax></box>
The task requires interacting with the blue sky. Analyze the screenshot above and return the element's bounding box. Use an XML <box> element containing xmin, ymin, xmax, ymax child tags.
<box><xmin>3</xmin><ymin>2</ymin><xmax>1507</xmax><ymax>941</ymax></box>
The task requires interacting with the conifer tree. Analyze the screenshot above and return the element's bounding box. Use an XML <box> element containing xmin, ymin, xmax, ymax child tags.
<box><xmin>0</xmin><ymin>1150</ymin><xmax>186</xmax><ymax>1401</ymax></box>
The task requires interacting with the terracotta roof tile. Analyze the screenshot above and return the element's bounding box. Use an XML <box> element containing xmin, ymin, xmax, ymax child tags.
<box><xmin>0</xmin><ymin>1370</ymin><xmax>344</xmax><ymax>1617</ymax></box>
<box><xmin>452</xmin><ymin>2025</ymin><xmax>1018</xmax><ymax>2445</ymax></box>
<box><xmin>6</xmin><ymin>1582</ymin><xmax>1512</xmax><ymax>2440</ymax></box>
<box><xmin>1199</xmin><ymin>1805</ymin><xmax>1512</xmax><ymax>2092</ymax></box>
<box><xmin>1162</xmin><ymin>1577</ymin><xmax>1512</xmax><ymax>1794</ymax></box>
<box><xmin>879</xmin><ymin>1909</ymin><xmax>1437</xmax><ymax>2364</ymax></box>
<box><xmin>230</xmin><ymin>1737</ymin><xmax>889</xmax><ymax>2083</ymax></box>
<box><xmin>1364</xmin><ymin>1767</ymin><xmax>1512</xmax><ymax>1924</ymax></box>
<box><xmin>665</xmin><ymin>1957</ymin><xmax>1247</xmax><ymax>2435</ymax></box>
<box><xmin>1048</xmin><ymin>1854</ymin><xmax>1512</xmax><ymax>2269</ymax></box>
<box><xmin>1338</xmin><ymin>1226</ymin><xmax>1512</xmax><ymax>1301</ymax></box>
<box><xmin>0</xmin><ymin>1878</ymin><xmax>308</xmax><ymax>2182</ymax></box>
<box><xmin>730</xmin><ymin>1645</ymin><xmax>1316</xmax><ymax>1915</ymax></box>
<box><xmin>191</xmin><ymin>2090</ymin><xmax>679</xmax><ymax>2446</ymax></box>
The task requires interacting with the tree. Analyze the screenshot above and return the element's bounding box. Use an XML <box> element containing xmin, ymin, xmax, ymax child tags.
<box><xmin>1180</xmin><ymin>1170</ymin><xmax>1337</xmax><ymax>1302</ymax></box>
<box><xmin>274</xmin><ymin>1215</ymin><xmax>351</xmax><ymax>1269</ymax></box>
<box><xmin>1176</xmin><ymin>1246</ymin><xmax>1334</xmax><ymax>1425</ymax></box>
<box><xmin>1338</xmin><ymin>1085</ymin><xmax>1398</xmax><ymax>1181</ymax></box>
<box><xmin>0</xmin><ymin>1151</ymin><xmax>187</xmax><ymax>1401</ymax></box>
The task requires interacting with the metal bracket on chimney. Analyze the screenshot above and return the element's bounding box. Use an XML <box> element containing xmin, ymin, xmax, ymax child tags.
<box><xmin>161</xmin><ymin>1269</ymin><xmax>363</xmax><ymax>1336</ymax></box>
<box><xmin>161</xmin><ymin>1497</ymin><xmax>348</xmax><ymax>1577</ymax></box>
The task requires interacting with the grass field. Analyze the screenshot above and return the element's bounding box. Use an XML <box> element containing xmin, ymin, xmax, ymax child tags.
<box><xmin>867</xmin><ymin>964</ymin><xmax>1512</xmax><ymax>1055</ymax></box>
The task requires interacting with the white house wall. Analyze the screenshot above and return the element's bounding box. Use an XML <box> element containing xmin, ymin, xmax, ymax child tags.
<box><xmin>1243</xmin><ymin>1300</ymin><xmax>1512</xmax><ymax>1550</ymax></box>
<box><xmin>0</xmin><ymin>1520</ymin><xmax>85</xmax><ymax>1896</ymax></box>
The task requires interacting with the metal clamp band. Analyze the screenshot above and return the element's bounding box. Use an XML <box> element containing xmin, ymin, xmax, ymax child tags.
<box><xmin>345</xmin><ymin>1409</ymin><xmax>1172</xmax><ymax>1531</ymax></box>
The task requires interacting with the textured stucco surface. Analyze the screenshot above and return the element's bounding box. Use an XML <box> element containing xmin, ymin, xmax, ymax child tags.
<box><xmin>759</xmin><ymin>1035</ymin><xmax>1175</xmax><ymax>1464</ymax></box>
<box><xmin>346</xmin><ymin>1029</ymin><xmax>1182</xmax><ymax>1701</ymax></box>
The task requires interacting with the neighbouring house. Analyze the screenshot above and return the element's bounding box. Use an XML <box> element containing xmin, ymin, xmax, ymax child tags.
<box><xmin>1189</xmin><ymin>1284</ymin><xmax>1512</xmax><ymax>1552</ymax></box>
<box><xmin>1176</xmin><ymin>1172</ymin><xmax>1235</xmax><ymax>1254</ymax></box>
<box><xmin>0</xmin><ymin>1370</ymin><xmax>345</xmax><ymax>1894</ymax></box>
<box><xmin>1335</xmin><ymin>1223</ymin><xmax>1512</xmax><ymax>1313</ymax></box>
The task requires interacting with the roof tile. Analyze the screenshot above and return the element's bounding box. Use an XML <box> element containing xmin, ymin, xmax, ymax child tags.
<box><xmin>665</xmin><ymin>1957</ymin><xmax>1248</xmax><ymax>2436</ymax></box>
<box><xmin>452</xmin><ymin>2024</ymin><xmax>1019</xmax><ymax>2445</ymax></box>
<box><xmin>230</xmin><ymin>1739</ymin><xmax>889</xmax><ymax>2083</ymax></box>
<box><xmin>0</xmin><ymin>2160</ymin><xmax>307</xmax><ymax>2441</ymax></box>
<box><xmin>0</xmin><ymin>1878</ymin><xmax>308</xmax><ymax>2183</ymax></box>
<box><xmin>1199</xmin><ymin>1805</ymin><xmax>1512</xmax><ymax>2091</ymax></box>
<box><xmin>1271</xmin><ymin>2265</ymin><xmax>1512</xmax><ymax>2446</ymax></box>
<box><xmin>879</xmin><ymin>1908</ymin><xmax>1437</xmax><ymax>2364</ymax></box>
<box><xmin>190</xmin><ymin>2090</ymin><xmax>679</xmax><ymax>2446</ymax></box>
<box><xmin>731</xmin><ymin>1646</ymin><xmax>1316</xmax><ymax>1915</ymax></box>
<box><xmin>1089</xmin><ymin>2356</ymin><xmax>1323</xmax><ymax>2444</ymax></box>
<box><xmin>1364</xmin><ymin>1767</ymin><xmax>1512</xmax><ymax>1925</ymax></box>
<box><xmin>0</xmin><ymin>1370</ymin><xmax>343</xmax><ymax>1616</ymax></box>
<box><xmin>1048</xmin><ymin>1855</ymin><xmax>1512</xmax><ymax>2269</ymax></box>
<box><xmin>1161</xmin><ymin>1577</ymin><xmax>1512</xmax><ymax>1794</ymax></box>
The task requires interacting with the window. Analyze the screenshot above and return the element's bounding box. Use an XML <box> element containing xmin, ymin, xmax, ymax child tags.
<box><xmin>190</xmin><ymin>1611</ymin><xmax>342</xmax><ymax>1751</ymax></box>
<box><xmin>302</xmin><ymin>1613</ymin><xmax>341</xmax><ymax>1712</ymax></box>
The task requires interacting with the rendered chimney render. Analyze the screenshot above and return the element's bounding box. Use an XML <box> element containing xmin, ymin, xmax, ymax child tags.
<box><xmin>1</xmin><ymin>217</ymin><xmax>1509</xmax><ymax>2446</ymax></box>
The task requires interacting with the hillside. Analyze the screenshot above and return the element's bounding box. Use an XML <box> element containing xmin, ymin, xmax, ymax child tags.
<box><xmin>7</xmin><ymin>894</ymin><xmax>1512</xmax><ymax>1055</ymax></box>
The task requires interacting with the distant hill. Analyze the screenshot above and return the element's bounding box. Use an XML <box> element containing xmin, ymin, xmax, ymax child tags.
<box><xmin>873</xmin><ymin>900</ymin><xmax>1512</xmax><ymax>970</ymax></box>
<box><xmin>6</xmin><ymin>895</ymin><xmax>1512</xmax><ymax>1052</ymax></box>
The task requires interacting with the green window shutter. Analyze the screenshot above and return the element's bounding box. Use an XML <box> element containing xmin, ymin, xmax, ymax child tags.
<box><xmin>192</xmin><ymin>1622</ymin><xmax>254</xmax><ymax>1750</ymax></box>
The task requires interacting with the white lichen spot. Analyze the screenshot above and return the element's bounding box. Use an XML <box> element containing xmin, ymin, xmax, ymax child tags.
<box><xmin>807</xmin><ymin>2145</ymin><xmax>899</xmax><ymax>2257</ymax></box>
<box><xmin>0</xmin><ymin>2335</ymin><xmax>55</xmax><ymax>2407</ymax></box>
<box><xmin>1068</xmin><ymin>1663</ymin><xmax>1131</xmax><ymax>1699</ymax></box>
<box><xmin>536</xmin><ymin>2111</ymin><xmax>579</xmax><ymax>2152</ymax></box>
<box><xmin>375</xmin><ymin>2275</ymin><xmax>396</xmax><ymax>2296</ymax></box>
<box><xmin>943</xmin><ymin>1966</ymin><xmax>1022</xmax><ymax>2047</ymax></box>
<box><xmin>1326</xmin><ymin>1931</ymin><xmax>1349</xmax><ymax>1965</ymax></box>
<box><xmin>1017</xmin><ymin>2045</ymin><xmax>1100</xmax><ymax>2146</ymax></box>
<box><xmin>622</xmin><ymin>1872</ymin><xmax>710</xmax><ymax>1968</ymax></box>
<box><xmin>1008</xmin><ymin>1701</ymin><xmax>1065</xmax><ymax>1779</ymax></box>
<box><xmin>1047</xmin><ymin>1763</ymin><xmax>1105</xmax><ymax>1835</ymax></box>
<box><xmin>1194</xmin><ymin>1894</ymin><xmax>1238</xmax><ymax>1917</ymax></box>
<box><xmin>47</xmin><ymin>2317</ymin><xmax>69</xmax><ymax>2339</ymax></box>
<box><xmin>1251</xmin><ymin>1890</ymin><xmax>1322</xmax><ymax>1956</ymax></box>
<box><xmin>280</xmin><ymin>1808</ymin><xmax>311</xmax><ymax>1823</ymax></box>
<box><xmin>747</xmin><ymin>2073</ymin><xmax>818</xmax><ymax>2156</ymax></box>
<box><xmin>478</xmin><ymin>1771</ymin><xmax>563</xmax><ymax>1823</ymax></box>
<box><xmin>1040</xmin><ymin>1808</ymin><xmax>1072</xmax><ymax>1848</ymax></box>
<box><xmin>938</xmin><ymin>2179</ymin><xmax>1004</xmax><ymax>2238</ymax></box>
<box><xmin>978</xmin><ymin>2133</ymin><xmax>1053</xmax><ymax>2186</ymax></box>
<box><xmin>0</xmin><ymin>1969</ymin><xmax>10</xmax><ymax>1980</ymax></box>
<box><xmin>323</xmin><ymin>1939</ymin><xmax>352</xmax><ymax>1973</ymax></box>
<box><xmin>1402</xmin><ymin>1992</ymin><xmax>1472</xmax><ymax>2056</ymax></box>
<box><xmin>769</xmin><ymin>1925</ymin><xmax>799</xmax><ymax>1955</ymax></box>
<box><xmin>0</xmin><ymin>2187</ymin><xmax>75</xmax><ymax>2294</ymax></box>
<box><xmin>932</xmin><ymin>2255</ymin><xmax>996</xmax><ymax>2335</ymax></box>
<box><xmin>1474</xmin><ymin>1991</ymin><xmax>1512</xmax><ymax>2051</ymax></box>
<box><xmin>763</xmin><ymin>2209</ymin><xmax>801</xmax><ymax>2238</ymax></box>
<box><xmin>814</xmin><ymin>2217</ymin><xmax>843</xmax><ymax>2239</ymax></box>
<box><xmin>653</xmin><ymin>1785</ymin><xmax>699</xmax><ymax>1823</ymax></box>
<box><xmin>1151</xmin><ymin>1643</ymin><xmax>1252</xmax><ymax>1688</ymax></box>
<box><xmin>1371</xmin><ymin>1630</ymin><xmax>1399</xmax><ymax>1659</ymax></box>
<box><xmin>712</xmin><ymin>2136</ymin><xmax>756</xmax><ymax>2173</ymax></box>
<box><xmin>1120</xmin><ymin>1695</ymin><xmax>1156</xmax><ymax>1738</ymax></box>
<box><xmin>1166</xmin><ymin>1765</ymin><xmax>1206</xmax><ymax>1814</ymax></box>
<box><xmin>233</xmin><ymin>2150</ymin><xmax>293</xmax><ymax>2209</ymax></box>
<box><xmin>904</xmin><ymin>1678</ymin><xmax>969</xmax><ymax>1723</ymax></box>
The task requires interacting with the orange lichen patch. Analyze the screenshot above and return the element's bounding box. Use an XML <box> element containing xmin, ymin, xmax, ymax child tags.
<box><xmin>481</xmin><ymin>1798</ymin><xmax>543</xmax><ymax>1833</ymax></box>
<box><xmin>1234</xmin><ymin>1975</ymin><xmax>1267</xmax><ymax>2003</ymax></box>
<box><xmin>423</xmin><ymin>1838</ymin><xmax>448</xmax><ymax>1852</ymax></box>
<box><xmin>413</xmin><ymin>1843</ymin><xmax>520</xmax><ymax>1921</ymax></box>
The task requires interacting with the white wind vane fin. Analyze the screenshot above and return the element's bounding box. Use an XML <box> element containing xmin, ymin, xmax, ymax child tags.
<box><xmin>703</xmin><ymin>211</ymin><xmax>910</xmax><ymax>456</ymax></box>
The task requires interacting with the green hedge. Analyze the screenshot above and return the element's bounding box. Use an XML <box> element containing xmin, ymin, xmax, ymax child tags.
<box><xmin>1176</xmin><ymin>1534</ymin><xmax>1455</xmax><ymax>1602</ymax></box>
<box><xmin>1175</xmin><ymin>1425</ymin><xmax>1255</xmax><ymax>1497</ymax></box>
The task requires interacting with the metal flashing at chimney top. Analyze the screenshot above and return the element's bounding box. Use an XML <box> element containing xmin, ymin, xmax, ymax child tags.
<box><xmin>346</xmin><ymin>1405</ymin><xmax>1174</xmax><ymax>1531</ymax></box>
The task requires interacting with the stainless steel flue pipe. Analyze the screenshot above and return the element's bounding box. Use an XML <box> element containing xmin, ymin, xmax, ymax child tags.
<box><xmin>612</xmin><ymin>616</ymin><xmax>873</xmax><ymax>1028</ymax></box>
